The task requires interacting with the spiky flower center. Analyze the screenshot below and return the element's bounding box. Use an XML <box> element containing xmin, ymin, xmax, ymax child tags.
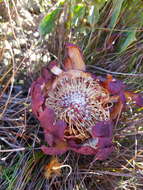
<box><xmin>46</xmin><ymin>70</ymin><xmax>111</xmax><ymax>140</ymax></box>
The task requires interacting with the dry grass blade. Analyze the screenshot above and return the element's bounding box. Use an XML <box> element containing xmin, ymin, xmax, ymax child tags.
<box><xmin>0</xmin><ymin>0</ymin><xmax>143</xmax><ymax>190</ymax></box>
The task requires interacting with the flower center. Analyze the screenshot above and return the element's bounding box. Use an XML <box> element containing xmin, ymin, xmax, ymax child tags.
<box><xmin>60</xmin><ymin>91</ymin><xmax>86</xmax><ymax>114</ymax></box>
<box><xmin>46</xmin><ymin>70</ymin><xmax>110</xmax><ymax>140</ymax></box>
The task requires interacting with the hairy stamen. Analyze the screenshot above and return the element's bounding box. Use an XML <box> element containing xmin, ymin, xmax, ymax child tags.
<box><xmin>46</xmin><ymin>71</ymin><xmax>111</xmax><ymax>141</ymax></box>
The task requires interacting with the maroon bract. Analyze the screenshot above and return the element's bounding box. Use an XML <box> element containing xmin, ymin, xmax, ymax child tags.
<box><xmin>31</xmin><ymin>44</ymin><xmax>143</xmax><ymax>160</ymax></box>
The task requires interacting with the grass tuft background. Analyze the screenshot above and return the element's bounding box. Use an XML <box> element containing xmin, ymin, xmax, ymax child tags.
<box><xmin>0</xmin><ymin>0</ymin><xmax>143</xmax><ymax>189</ymax></box>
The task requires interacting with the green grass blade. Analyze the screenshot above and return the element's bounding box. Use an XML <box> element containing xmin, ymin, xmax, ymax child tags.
<box><xmin>87</xmin><ymin>5</ymin><xmax>99</xmax><ymax>27</ymax></box>
<box><xmin>109</xmin><ymin>0</ymin><xmax>124</xmax><ymax>28</ymax></box>
<box><xmin>119</xmin><ymin>29</ymin><xmax>137</xmax><ymax>52</ymax></box>
<box><xmin>72</xmin><ymin>4</ymin><xmax>86</xmax><ymax>26</ymax></box>
<box><xmin>39</xmin><ymin>8</ymin><xmax>61</xmax><ymax>36</ymax></box>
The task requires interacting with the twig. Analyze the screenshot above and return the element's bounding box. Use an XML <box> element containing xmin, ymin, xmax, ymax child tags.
<box><xmin>78</xmin><ymin>170</ymin><xmax>143</xmax><ymax>178</ymax></box>
<box><xmin>0</xmin><ymin>147</ymin><xmax>25</xmax><ymax>152</ymax></box>
<box><xmin>53</xmin><ymin>164</ymin><xmax>72</xmax><ymax>179</ymax></box>
<box><xmin>0</xmin><ymin>125</ymin><xmax>25</xmax><ymax>129</ymax></box>
<box><xmin>92</xmin><ymin>27</ymin><xmax>143</xmax><ymax>32</ymax></box>
<box><xmin>88</xmin><ymin>65</ymin><xmax>143</xmax><ymax>77</ymax></box>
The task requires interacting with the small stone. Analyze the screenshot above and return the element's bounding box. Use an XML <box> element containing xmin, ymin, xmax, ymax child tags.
<box><xmin>13</xmin><ymin>48</ymin><xmax>21</xmax><ymax>55</ymax></box>
<box><xmin>43</xmin><ymin>55</ymin><xmax>48</xmax><ymax>63</ymax></box>
<box><xmin>33</xmin><ymin>32</ymin><xmax>39</xmax><ymax>38</ymax></box>
<box><xmin>4</xmin><ymin>51</ymin><xmax>11</xmax><ymax>59</ymax></box>
<box><xmin>3</xmin><ymin>58</ymin><xmax>9</xmax><ymax>66</ymax></box>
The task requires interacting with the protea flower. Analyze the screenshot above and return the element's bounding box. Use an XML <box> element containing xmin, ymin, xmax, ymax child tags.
<box><xmin>31</xmin><ymin>43</ymin><xmax>143</xmax><ymax>160</ymax></box>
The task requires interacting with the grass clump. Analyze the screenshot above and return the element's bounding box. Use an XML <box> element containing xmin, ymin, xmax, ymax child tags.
<box><xmin>0</xmin><ymin>0</ymin><xmax>143</xmax><ymax>189</ymax></box>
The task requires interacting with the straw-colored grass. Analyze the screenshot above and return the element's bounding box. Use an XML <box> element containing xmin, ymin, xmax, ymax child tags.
<box><xmin>0</xmin><ymin>0</ymin><xmax>143</xmax><ymax>189</ymax></box>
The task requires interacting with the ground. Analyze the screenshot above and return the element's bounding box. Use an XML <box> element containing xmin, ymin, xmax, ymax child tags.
<box><xmin>0</xmin><ymin>0</ymin><xmax>143</xmax><ymax>190</ymax></box>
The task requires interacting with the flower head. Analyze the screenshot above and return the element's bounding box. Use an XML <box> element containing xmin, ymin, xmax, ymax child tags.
<box><xmin>31</xmin><ymin>43</ymin><xmax>143</xmax><ymax>160</ymax></box>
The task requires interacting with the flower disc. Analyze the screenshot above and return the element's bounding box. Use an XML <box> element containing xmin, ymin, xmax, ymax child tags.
<box><xmin>46</xmin><ymin>70</ymin><xmax>111</xmax><ymax>141</ymax></box>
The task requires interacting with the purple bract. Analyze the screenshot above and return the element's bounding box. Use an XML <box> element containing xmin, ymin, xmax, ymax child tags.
<box><xmin>31</xmin><ymin>43</ymin><xmax>143</xmax><ymax>160</ymax></box>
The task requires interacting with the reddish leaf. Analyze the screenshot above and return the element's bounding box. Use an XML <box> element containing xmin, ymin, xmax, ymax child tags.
<box><xmin>41</xmin><ymin>144</ymin><xmax>68</xmax><ymax>155</ymax></box>
<box><xmin>96</xmin><ymin>146</ymin><xmax>114</xmax><ymax>160</ymax></box>
<box><xmin>125</xmin><ymin>91</ymin><xmax>143</xmax><ymax>107</ymax></box>
<box><xmin>110</xmin><ymin>99</ymin><xmax>123</xmax><ymax>119</ymax></box>
<box><xmin>92</xmin><ymin>121</ymin><xmax>113</xmax><ymax>138</ymax></box>
<box><xmin>39</xmin><ymin>107</ymin><xmax>55</xmax><ymax>130</ymax></box>
<box><xmin>44</xmin><ymin>119</ymin><xmax>67</xmax><ymax>146</ymax></box>
<box><xmin>65</xmin><ymin>43</ymin><xmax>86</xmax><ymax>71</ymax></box>
<box><xmin>102</xmin><ymin>74</ymin><xmax>125</xmax><ymax>95</ymax></box>
<box><xmin>31</xmin><ymin>78</ymin><xmax>45</xmax><ymax>118</ymax></box>
<box><xmin>63</xmin><ymin>57</ymin><xmax>73</xmax><ymax>71</ymax></box>
<box><xmin>41</xmin><ymin>66</ymin><xmax>53</xmax><ymax>82</ymax></box>
<box><xmin>71</xmin><ymin>146</ymin><xmax>98</xmax><ymax>155</ymax></box>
